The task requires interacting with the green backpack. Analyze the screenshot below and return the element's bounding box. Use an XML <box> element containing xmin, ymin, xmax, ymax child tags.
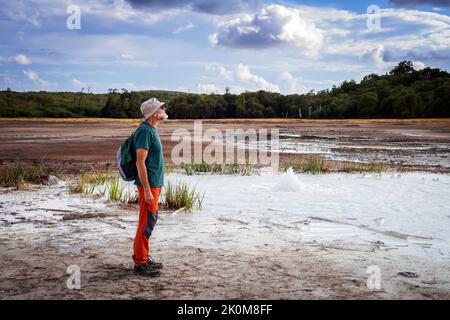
<box><xmin>116</xmin><ymin>129</ymin><xmax>139</xmax><ymax>181</ymax></box>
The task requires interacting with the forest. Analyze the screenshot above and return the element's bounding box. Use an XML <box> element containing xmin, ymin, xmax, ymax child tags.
<box><xmin>1</xmin><ymin>61</ymin><xmax>449</xmax><ymax>119</ymax></box>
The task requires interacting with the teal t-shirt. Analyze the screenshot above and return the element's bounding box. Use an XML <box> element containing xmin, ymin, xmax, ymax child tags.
<box><xmin>133</xmin><ymin>122</ymin><xmax>164</xmax><ymax>187</ymax></box>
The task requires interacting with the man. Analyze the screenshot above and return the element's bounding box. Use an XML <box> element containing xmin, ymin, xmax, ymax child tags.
<box><xmin>132</xmin><ymin>97</ymin><xmax>168</xmax><ymax>277</ymax></box>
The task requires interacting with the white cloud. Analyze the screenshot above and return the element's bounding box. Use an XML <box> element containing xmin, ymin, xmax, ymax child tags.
<box><xmin>390</xmin><ymin>0</ymin><xmax>450</xmax><ymax>9</ymax></box>
<box><xmin>0</xmin><ymin>0</ymin><xmax>188</xmax><ymax>29</ymax></box>
<box><xmin>14</xmin><ymin>54</ymin><xmax>31</xmax><ymax>65</ymax></box>
<box><xmin>23</xmin><ymin>70</ymin><xmax>39</xmax><ymax>82</ymax></box>
<box><xmin>279</xmin><ymin>71</ymin><xmax>309</xmax><ymax>94</ymax></box>
<box><xmin>205</xmin><ymin>63</ymin><xmax>234</xmax><ymax>80</ymax></box>
<box><xmin>68</xmin><ymin>80</ymin><xmax>158</xmax><ymax>93</ymax></box>
<box><xmin>324</xmin><ymin>8</ymin><xmax>450</xmax><ymax>60</ymax></box>
<box><xmin>204</xmin><ymin>61</ymin><xmax>346</xmax><ymax>94</ymax></box>
<box><xmin>361</xmin><ymin>45</ymin><xmax>395</xmax><ymax>70</ymax></box>
<box><xmin>76</xmin><ymin>0</ymin><xmax>188</xmax><ymax>25</ymax></box>
<box><xmin>72</xmin><ymin>78</ymin><xmax>87</xmax><ymax>88</ymax></box>
<box><xmin>208</xmin><ymin>33</ymin><xmax>219</xmax><ymax>46</ymax></box>
<box><xmin>361</xmin><ymin>44</ymin><xmax>428</xmax><ymax>72</ymax></box>
<box><xmin>413</xmin><ymin>61</ymin><xmax>426</xmax><ymax>70</ymax></box>
<box><xmin>207</xmin><ymin>4</ymin><xmax>450</xmax><ymax>79</ymax></box>
<box><xmin>203</xmin><ymin>63</ymin><xmax>280</xmax><ymax>92</ymax></box>
<box><xmin>124</xmin><ymin>0</ymin><xmax>259</xmax><ymax>15</ymax></box>
<box><xmin>210</xmin><ymin>4</ymin><xmax>323</xmax><ymax>52</ymax></box>
<box><xmin>19</xmin><ymin>33</ymin><xmax>176</xmax><ymax>68</ymax></box>
<box><xmin>237</xmin><ymin>63</ymin><xmax>279</xmax><ymax>92</ymax></box>
<box><xmin>120</xmin><ymin>53</ymin><xmax>135</xmax><ymax>60</ymax></box>
<box><xmin>23</xmin><ymin>70</ymin><xmax>54</xmax><ymax>88</ymax></box>
<box><xmin>0</xmin><ymin>0</ymin><xmax>66</xmax><ymax>28</ymax></box>
<box><xmin>197</xmin><ymin>83</ymin><xmax>219</xmax><ymax>93</ymax></box>
<box><xmin>173</xmin><ymin>22</ymin><xmax>195</xmax><ymax>34</ymax></box>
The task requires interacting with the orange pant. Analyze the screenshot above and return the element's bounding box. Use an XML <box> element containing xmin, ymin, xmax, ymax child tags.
<box><xmin>132</xmin><ymin>186</ymin><xmax>161</xmax><ymax>265</ymax></box>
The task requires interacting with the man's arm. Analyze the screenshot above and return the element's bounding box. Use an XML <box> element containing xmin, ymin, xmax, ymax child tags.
<box><xmin>136</xmin><ymin>148</ymin><xmax>154</xmax><ymax>205</ymax></box>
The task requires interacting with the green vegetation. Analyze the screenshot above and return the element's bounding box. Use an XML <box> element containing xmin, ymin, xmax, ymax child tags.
<box><xmin>0</xmin><ymin>89</ymin><xmax>180</xmax><ymax>118</ymax></box>
<box><xmin>303</xmin><ymin>155</ymin><xmax>328</xmax><ymax>174</ymax></box>
<box><xmin>280</xmin><ymin>157</ymin><xmax>387</xmax><ymax>174</ymax></box>
<box><xmin>0</xmin><ymin>164</ymin><xmax>56</xmax><ymax>188</ymax></box>
<box><xmin>280</xmin><ymin>155</ymin><xmax>328</xmax><ymax>174</ymax></box>
<box><xmin>67</xmin><ymin>183</ymin><xmax>82</xmax><ymax>194</ymax></box>
<box><xmin>68</xmin><ymin>170</ymin><xmax>114</xmax><ymax>194</ymax></box>
<box><xmin>81</xmin><ymin>170</ymin><xmax>115</xmax><ymax>185</ymax></box>
<box><xmin>1</xmin><ymin>62</ymin><xmax>449</xmax><ymax>119</ymax></box>
<box><xmin>341</xmin><ymin>161</ymin><xmax>386</xmax><ymax>173</ymax></box>
<box><xmin>225</xmin><ymin>163</ymin><xmax>256</xmax><ymax>176</ymax></box>
<box><xmin>164</xmin><ymin>164</ymin><xmax>176</xmax><ymax>174</ymax></box>
<box><xmin>366</xmin><ymin>161</ymin><xmax>386</xmax><ymax>173</ymax></box>
<box><xmin>183</xmin><ymin>161</ymin><xmax>221</xmax><ymax>175</ymax></box>
<box><xmin>0</xmin><ymin>90</ymin><xmax>108</xmax><ymax>117</ymax></box>
<box><xmin>107</xmin><ymin>175</ymin><xmax>127</xmax><ymax>202</ymax></box>
<box><xmin>68</xmin><ymin>170</ymin><xmax>138</xmax><ymax>203</ymax></box>
<box><xmin>183</xmin><ymin>161</ymin><xmax>256</xmax><ymax>176</ymax></box>
<box><xmin>70</xmin><ymin>170</ymin><xmax>204</xmax><ymax>211</ymax></box>
<box><xmin>164</xmin><ymin>180</ymin><xmax>204</xmax><ymax>212</ymax></box>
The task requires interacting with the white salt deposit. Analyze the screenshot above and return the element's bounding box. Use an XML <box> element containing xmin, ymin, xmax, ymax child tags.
<box><xmin>1</xmin><ymin>170</ymin><xmax>450</xmax><ymax>263</ymax></box>
<box><xmin>160</xmin><ymin>171</ymin><xmax>450</xmax><ymax>261</ymax></box>
<box><xmin>272</xmin><ymin>167</ymin><xmax>305</xmax><ymax>192</ymax></box>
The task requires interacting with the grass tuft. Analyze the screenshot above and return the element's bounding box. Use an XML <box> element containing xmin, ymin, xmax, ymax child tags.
<box><xmin>183</xmin><ymin>160</ymin><xmax>256</xmax><ymax>176</ymax></box>
<box><xmin>303</xmin><ymin>155</ymin><xmax>328</xmax><ymax>174</ymax></box>
<box><xmin>0</xmin><ymin>164</ymin><xmax>56</xmax><ymax>189</ymax></box>
<box><xmin>341</xmin><ymin>161</ymin><xmax>387</xmax><ymax>173</ymax></box>
<box><xmin>68</xmin><ymin>170</ymin><xmax>138</xmax><ymax>203</ymax></box>
<box><xmin>164</xmin><ymin>180</ymin><xmax>204</xmax><ymax>212</ymax></box>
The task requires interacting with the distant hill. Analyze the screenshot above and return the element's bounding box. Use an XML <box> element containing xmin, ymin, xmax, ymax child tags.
<box><xmin>1</xmin><ymin>61</ymin><xmax>449</xmax><ymax>119</ymax></box>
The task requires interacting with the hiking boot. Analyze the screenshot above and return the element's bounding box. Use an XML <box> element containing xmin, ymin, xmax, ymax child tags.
<box><xmin>146</xmin><ymin>256</ymin><xmax>163</xmax><ymax>270</ymax></box>
<box><xmin>133</xmin><ymin>263</ymin><xmax>161</xmax><ymax>277</ymax></box>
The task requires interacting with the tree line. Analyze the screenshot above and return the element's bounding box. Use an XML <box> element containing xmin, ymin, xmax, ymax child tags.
<box><xmin>1</xmin><ymin>61</ymin><xmax>449</xmax><ymax>119</ymax></box>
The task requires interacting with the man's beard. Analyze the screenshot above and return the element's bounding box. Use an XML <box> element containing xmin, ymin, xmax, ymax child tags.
<box><xmin>157</xmin><ymin>114</ymin><xmax>168</xmax><ymax>121</ymax></box>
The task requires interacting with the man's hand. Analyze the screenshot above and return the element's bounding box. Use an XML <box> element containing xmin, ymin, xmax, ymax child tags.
<box><xmin>144</xmin><ymin>187</ymin><xmax>154</xmax><ymax>205</ymax></box>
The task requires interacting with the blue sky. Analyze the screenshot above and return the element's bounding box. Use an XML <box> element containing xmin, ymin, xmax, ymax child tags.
<box><xmin>1</xmin><ymin>0</ymin><xmax>449</xmax><ymax>94</ymax></box>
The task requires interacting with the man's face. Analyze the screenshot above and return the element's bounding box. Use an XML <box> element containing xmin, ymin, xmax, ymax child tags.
<box><xmin>155</xmin><ymin>106</ymin><xmax>168</xmax><ymax>120</ymax></box>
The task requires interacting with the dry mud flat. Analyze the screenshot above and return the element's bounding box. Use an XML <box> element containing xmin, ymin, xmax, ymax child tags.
<box><xmin>1</xmin><ymin>177</ymin><xmax>449</xmax><ymax>300</ymax></box>
<box><xmin>0</xmin><ymin>118</ymin><xmax>449</xmax><ymax>172</ymax></box>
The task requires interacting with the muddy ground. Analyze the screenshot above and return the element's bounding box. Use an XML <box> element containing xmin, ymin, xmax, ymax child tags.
<box><xmin>0</xmin><ymin>118</ymin><xmax>449</xmax><ymax>173</ymax></box>
<box><xmin>1</xmin><ymin>119</ymin><xmax>450</xmax><ymax>299</ymax></box>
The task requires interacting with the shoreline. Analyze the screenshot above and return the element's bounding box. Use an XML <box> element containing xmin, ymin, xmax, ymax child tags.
<box><xmin>1</xmin><ymin>118</ymin><xmax>450</xmax><ymax>173</ymax></box>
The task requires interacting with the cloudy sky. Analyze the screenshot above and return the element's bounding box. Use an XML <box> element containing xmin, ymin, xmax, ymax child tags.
<box><xmin>1</xmin><ymin>0</ymin><xmax>449</xmax><ymax>94</ymax></box>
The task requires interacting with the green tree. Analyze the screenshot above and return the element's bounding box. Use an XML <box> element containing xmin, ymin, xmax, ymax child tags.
<box><xmin>358</xmin><ymin>92</ymin><xmax>379</xmax><ymax>118</ymax></box>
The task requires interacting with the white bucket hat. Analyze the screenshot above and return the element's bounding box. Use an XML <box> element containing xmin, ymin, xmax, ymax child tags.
<box><xmin>140</xmin><ymin>97</ymin><xmax>165</xmax><ymax>120</ymax></box>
